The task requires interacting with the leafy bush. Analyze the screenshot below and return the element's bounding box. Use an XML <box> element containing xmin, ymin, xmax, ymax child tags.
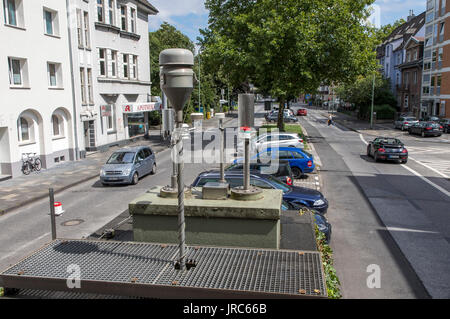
<box><xmin>0</xmin><ymin>287</ymin><xmax>4</xmax><ymax>297</ymax></box>
<box><xmin>148</xmin><ymin>111</ymin><xmax>161</xmax><ymax>126</ymax></box>
<box><xmin>315</xmin><ymin>226</ymin><xmax>342</xmax><ymax>299</ymax></box>
<box><xmin>374</xmin><ymin>104</ymin><xmax>396</xmax><ymax>120</ymax></box>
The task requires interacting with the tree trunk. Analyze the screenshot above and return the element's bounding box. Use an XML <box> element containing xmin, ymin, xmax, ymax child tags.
<box><xmin>277</xmin><ymin>96</ymin><xmax>285</xmax><ymax>132</ymax></box>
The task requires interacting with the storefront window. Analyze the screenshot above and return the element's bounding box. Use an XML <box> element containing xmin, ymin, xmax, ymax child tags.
<box><xmin>127</xmin><ymin>112</ymin><xmax>146</xmax><ymax>137</ymax></box>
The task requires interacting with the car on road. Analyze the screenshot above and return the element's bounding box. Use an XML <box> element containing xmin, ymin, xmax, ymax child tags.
<box><xmin>226</xmin><ymin>160</ymin><xmax>294</xmax><ymax>186</ymax></box>
<box><xmin>100</xmin><ymin>146</ymin><xmax>156</xmax><ymax>185</ymax></box>
<box><xmin>408</xmin><ymin>122</ymin><xmax>444</xmax><ymax>137</ymax></box>
<box><xmin>235</xmin><ymin>147</ymin><xmax>315</xmax><ymax>178</ymax></box>
<box><xmin>394</xmin><ymin>116</ymin><xmax>419</xmax><ymax>131</ymax></box>
<box><xmin>439</xmin><ymin>118</ymin><xmax>450</xmax><ymax>133</ymax></box>
<box><xmin>366</xmin><ymin>137</ymin><xmax>408</xmax><ymax>163</ymax></box>
<box><xmin>192</xmin><ymin>171</ymin><xmax>329</xmax><ymax>214</ymax></box>
<box><xmin>266</xmin><ymin>111</ymin><xmax>298</xmax><ymax>123</ymax></box>
<box><xmin>297</xmin><ymin>108</ymin><xmax>308</xmax><ymax>116</ymax></box>
<box><xmin>281</xmin><ymin>200</ymin><xmax>332</xmax><ymax>243</ymax></box>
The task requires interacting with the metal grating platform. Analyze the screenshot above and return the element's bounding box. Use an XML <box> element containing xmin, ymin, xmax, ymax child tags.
<box><xmin>1</xmin><ymin>239</ymin><xmax>327</xmax><ymax>299</ymax></box>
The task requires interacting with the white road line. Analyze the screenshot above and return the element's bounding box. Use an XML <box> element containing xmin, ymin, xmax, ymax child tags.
<box><xmin>0</xmin><ymin>232</ymin><xmax>50</xmax><ymax>261</ymax></box>
<box><xmin>409</xmin><ymin>158</ymin><xmax>449</xmax><ymax>179</ymax></box>
<box><xmin>359</xmin><ymin>134</ymin><xmax>368</xmax><ymax>145</ymax></box>
<box><xmin>401</xmin><ymin>164</ymin><xmax>450</xmax><ymax>198</ymax></box>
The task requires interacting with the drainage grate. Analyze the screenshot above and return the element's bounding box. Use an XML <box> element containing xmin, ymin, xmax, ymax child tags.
<box><xmin>1</xmin><ymin>240</ymin><xmax>326</xmax><ymax>298</ymax></box>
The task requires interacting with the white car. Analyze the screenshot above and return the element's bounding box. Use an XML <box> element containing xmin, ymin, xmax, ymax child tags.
<box><xmin>255</xmin><ymin>132</ymin><xmax>304</xmax><ymax>152</ymax></box>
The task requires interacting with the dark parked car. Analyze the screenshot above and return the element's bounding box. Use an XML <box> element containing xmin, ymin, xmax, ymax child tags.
<box><xmin>408</xmin><ymin>122</ymin><xmax>443</xmax><ymax>137</ymax></box>
<box><xmin>100</xmin><ymin>146</ymin><xmax>156</xmax><ymax>185</ymax></box>
<box><xmin>226</xmin><ymin>160</ymin><xmax>294</xmax><ymax>186</ymax></box>
<box><xmin>439</xmin><ymin>118</ymin><xmax>450</xmax><ymax>133</ymax></box>
<box><xmin>366</xmin><ymin>137</ymin><xmax>408</xmax><ymax>163</ymax></box>
<box><xmin>420</xmin><ymin>116</ymin><xmax>440</xmax><ymax>123</ymax></box>
<box><xmin>192</xmin><ymin>171</ymin><xmax>329</xmax><ymax>214</ymax></box>
<box><xmin>281</xmin><ymin>200</ymin><xmax>331</xmax><ymax>243</ymax></box>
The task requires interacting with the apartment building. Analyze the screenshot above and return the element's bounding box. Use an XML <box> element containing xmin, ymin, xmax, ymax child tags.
<box><xmin>421</xmin><ymin>0</ymin><xmax>450</xmax><ymax>118</ymax></box>
<box><xmin>70</xmin><ymin>0</ymin><xmax>158</xmax><ymax>152</ymax></box>
<box><xmin>397</xmin><ymin>36</ymin><xmax>425</xmax><ymax>117</ymax></box>
<box><xmin>0</xmin><ymin>0</ymin><xmax>76</xmax><ymax>178</ymax></box>
<box><xmin>0</xmin><ymin>0</ymin><xmax>158</xmax><ymax>178</ymax></box>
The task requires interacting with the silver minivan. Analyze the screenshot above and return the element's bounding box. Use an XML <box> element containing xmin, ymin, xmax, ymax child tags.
<box><xmin>100</xmin><ymin>146</ymin><xmax>156</xmax><ymax>185</ymax></box>
<box><xmin>394</xmin><ymin>116</ymin><xmax>418</xmax><ymax>131</ymax></box>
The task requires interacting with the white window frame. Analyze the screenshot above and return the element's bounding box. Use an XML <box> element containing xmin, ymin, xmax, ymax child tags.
<box><xmin>17</xmin><ymin>116</ymin><xmax>31</xmax><ymax>142</ymax></box>
<box><xmin>99</xmin><ymin>48</ymin><xmax>107</xmax><ymax>77</ymax></box>
<box><xmin>51</xmin><ymin>114</ymin><xmax>64</xmax><ymax>138</ymax></box>
<box><xmin>3</xmin><ymin>0</ymin><xmax>17</xmax><ymax>26</ymax></box>
<box><xmin>122</xmin><ymin>53</ymin><xmax>129</xmax><ymax>79</ymax></box>
<box><xmin>83</xmin><ymin>11</ymin><xmax>90</xmax><ymax>49</ymax></box>
<box><xmin>120</xmin><ymin>5</ymin><xmax>127</xmax><ymax>31</ymax></box>
<box><xmin>130</xmin><ymin>7</ymin><xmax>136</xmax><ymax>33</ymax></box>
<box><xmin>80</xmin><ymin>67</ymin><xmax>86</xmax><ymax>105</ymax></box>
<box><xmin>76</xmin><ymin>9</ymin><xmax>83</xmax><ymax>47</ymax></box>
<box><xmin>8</xmin><ymin>57</ymin><xmax>22</xmax><ymax>86</ymax></box>
<box><xmin>131</xmin><ymin>55</ymin><xmax>137</xmax><ymax>79</ymax></box>
<box><xmin>47</xmin><ymin>62</ymin><xmax>58</xmax><ymax>87</ymax></box>
<box><xmin>97</xmin><ymin>0</ymin><xmax>105</xmax><ymax>23</ymax></box>
<box><xmin>107</xmin><ymin>105</ymin><xmax>115</xmax><ymax>131</ymax></box>
<box><xmin>87</xmin><ymin>68</ymin><xmax>93</xmax><ymax>104</ymax></box>
<box><xmin>111</xmin><ymin>50</ymin><xmax>117</xmax><ymax>77</ymax></box>
<box><xmin>108</xmin><ymin>0</ymin><xmax>115</xmax><ymax>25</ymax></box>
<box><xmin>43</xmin><ymin>9</ymin><xmax>54</xmax><ymax>35</ymax></box>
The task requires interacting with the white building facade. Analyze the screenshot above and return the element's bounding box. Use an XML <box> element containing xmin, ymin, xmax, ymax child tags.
<box><xmin>0</xmin><ymin>0</ymin><xmax>158</xmax><ymax>178</ymax></box>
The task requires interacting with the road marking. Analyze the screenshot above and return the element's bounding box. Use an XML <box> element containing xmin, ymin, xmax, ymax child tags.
<box><xmin>401</xmin><ymin>164</ymin><xmax>450</xmax><ymax>198</ymax></box>
<box><xmin>409</xmin><ymin>156</ymin><xmax>449</xmax><ymax>179</ymax></box>
<box><xmin>0</xmin><ymin>232</ymin><xmax>50</xmax><ymax>261</ymax></box>
<box><xmin>386</xmin><ymin>227</ymin><xmax>439</xmax><ymax>234</ymax></box>
<box><xmin>359</xmin><ymin>134</ymin><xmax>368</xmax><ymax>145</ymax></box>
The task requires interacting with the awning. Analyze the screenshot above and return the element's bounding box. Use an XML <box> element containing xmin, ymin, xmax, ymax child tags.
<box><xmin>123</xmin><ymin>102</ymin><xmax>162</xmax><ymax>114</ymax></box>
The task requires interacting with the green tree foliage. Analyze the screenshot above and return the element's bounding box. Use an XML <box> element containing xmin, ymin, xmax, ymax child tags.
<box><xmin>200</xmin><ymin>0</ymin><xmax>377</xmax><ymax>130</ymax></box>
<box><xmin>335</xmin><ymin>73</ymin><xmax>397</xmax><ymax>119</ymax></box>
<box><xmin>149</xmin><ymin>22</ymin><xmax>195</xmax><ymax>97</ymax></box>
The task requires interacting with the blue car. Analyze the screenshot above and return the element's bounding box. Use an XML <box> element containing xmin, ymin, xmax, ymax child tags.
<box><xmin>235</xmin><ymin>147</ymin><xmax>315</xmax><ymax>178</ymax></box>
<box><xmin>192</xmin><ymin>171</ymin><xmax>328</xmax><ymax>214</ymax></box>
<box><xmin>100</xmin><ymin>146</ymin><xmax>156</xmax><ymax>185</ymax></box>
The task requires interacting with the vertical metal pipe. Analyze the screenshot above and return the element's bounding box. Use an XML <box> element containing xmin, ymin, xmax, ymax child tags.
<box><xmin>219</xmin><ymin>118</ymin><xmax>225</xmax><ymax>183</ymax></box>
<box><xmin>176</xmin><ymin>121</ymin><xmax>186</xmax><ymax>271</ymax></box>
<box><xmin>371</xmin><ymin>73</ymin><xmax>375</xmax><ymax>129</ymax></box>
<box><xmin>244</xmin><ymin>139</ymin><xmax>250</xmax><ymax>190</ymax></box>
<box><xmin>49</xmin><ymin>188</ymin><xmax>57</xmax><ymax>240</ymax></box>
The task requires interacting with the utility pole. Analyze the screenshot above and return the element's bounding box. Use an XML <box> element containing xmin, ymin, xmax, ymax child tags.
<box><xmin>371</xmin><ymin>73</ymin><xmax>375</xmax><ymax>129</ymax></box>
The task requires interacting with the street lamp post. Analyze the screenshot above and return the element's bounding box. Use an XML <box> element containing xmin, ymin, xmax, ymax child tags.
<box><xmin>371</xmin><ymin>73</ymin><xmax>375</xmax><ymax>129</ymax></box>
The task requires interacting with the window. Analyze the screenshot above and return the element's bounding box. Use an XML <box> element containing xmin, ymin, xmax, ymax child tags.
<box><xmin>97</xmin><ymin>0</ymin><xmax>104</xmax><ymax>23</ymax></box>
<box><xmin>87</xmin><ymin>68</ymin><xmax>93</xmax><ymax>104</ymax></box>
<box><xmin>3</xmin><ymin>0</ymin><xmax>17</xmax><ymax>26</ymax></box>
<box><xmin>107</xmin><ymin>105</ymin><xmax>115</xmax><ymax>131</ymax></box>
<box><xmin>423</xmin><ymin>74</ymin><xmax>431</xmax><ymax>83</ymax></box>
<box><xmin>80</xmin><ymin>68</ymin><xmax>86</xmax><ymax>104</ymax></box>
<box><xmin>292</xmin><ymin>151</ymin><xmax>304</xmax><ymax>159</ymax></box>
<box><xmin>386</xmin><ymin>63</ymin><xmax>389</xmax><ymax>77</ymax></box>
<box><xmin>123</xmin><ymin>54</ymin><xmax>129</xmax><ymax>78</ymax></box>
<box><xmin>76</xmin><ymin>9</ymin><xmax>83</xmax><ymax>47</ymax></box>
<box><xmin>130</xmin><ymin>8</ymin><xmax>136</xmax><ymax>33</ymax></box>
<box><xmin>130</xmin><ymin>55</ymin><xmax>137</xmax><ymax>79</ymax></box>
<box><xmin>424</xmin><ymin>49</ymin><xmax>431</xmax><ymax>59</ymax></box>
<box><xmin>47</xmin><ymin>63</ymin><xmax>57</xmax><ymax>87</ymax></box>
<box><xmin>111</xmin><ymin>50</ymin><xmax>117</xmax><ymax>77</ymax></box>
<box><xmin>414</xmin><ymin>71</ymin><xmax>417</xmax><ymax>84</ymax></box>
<box><xmin>52</xmin><ymin>115</ymin><xmax>60</xmax><ymax>136</ymax></box>
<box><xmin>108</xmin><ymin>0</ymin><xmax>115</xmax><ymax>25</ymax></box>
<box><xmin>424</xmin><ymin>62</ymin><xmax>431</xmax><ymax>70</ymax></box>
<box><xmin>44</xmin><ymin>10</ymin><xmax>53</xmax><ymax>35</ymax></box>
<box><xmin>386</xmin><ymin>46</ymin><xmax>390</xmax><ymax>57</ymax></box>
<box><xmin>423</xmin><ymin>86</ymin><xmax>430</xmax><ymax>94</ymax></box>
<box><xmin>406</xmin><ymin>52</ymin><xmax>410</xmax><ymax>62</ymax></box>
<box><xmin>84</xmin><ymin>12</ymin><xmax>90</xmax><ymax>48</ymax></box>
<box><xmin>425</xmin><ymin>37</ymin><xmax>432</xmax><ymax>47</ymax></box>
<box><xmin>440</xmin><ymin>22</ymin><xmax>445</xmax><ymax>41</ymax></box>
<box><xmin>8</xmin><ymin>57</ymin><xmax>22</xmax><ymax>85</ymax></box>
<box><xmin>278</xmin><ymin>150</ymin><xmax>292</xmax><ymax>160</ymax></box>
<box><xmin>99</xmin><ymin>48</ymin><xmax>106</xmax><ymax>76</ymax></box>
<box><xmin>120</xmin><ymin>5</ymin><xmax>127</xmax><ymax>31</ymax></box>
<box><xmin>18</xmin><ymin>117</ymin><xmax>29</xmax><ymax>141</ymax></box>
<box><xmin>437</xmin><ymin>75</ymin><xmax>442</xmax><ymax>87</ymax></box>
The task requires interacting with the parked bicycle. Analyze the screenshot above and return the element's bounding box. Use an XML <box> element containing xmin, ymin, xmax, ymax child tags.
<box><xmin>21</xmin><ymin>153</ymin><xmax>42</xmax><ymax>175</ymax></box>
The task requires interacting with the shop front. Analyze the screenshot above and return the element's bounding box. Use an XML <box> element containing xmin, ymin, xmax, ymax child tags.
<box><xmin>122</xmin><ymin>102</ymin><xmax>162</xmax><ymax>138</ymax></box>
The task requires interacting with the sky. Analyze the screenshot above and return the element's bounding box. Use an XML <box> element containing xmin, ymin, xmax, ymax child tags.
<box><xmin>148</xmin><ymin>0</ymin><xmax>427</xmax><ymax>44</ymax></box>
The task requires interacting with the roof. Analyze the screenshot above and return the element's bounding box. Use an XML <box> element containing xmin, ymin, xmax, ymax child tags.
<box><xmin>377</xmin><ymin>11</ymin><xmax>425</xmax><ymax>55</ymax></box>
<box><xmin>136</xmin><ymin>0</ymin><xmax>158</xmax><ymax>14</ymax></box>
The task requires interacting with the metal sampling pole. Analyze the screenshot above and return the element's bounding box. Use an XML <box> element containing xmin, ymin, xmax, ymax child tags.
<box><xmin>244</xmin><ymin>138</ymin><xmax>250</xmax><ymax>190</ymax></box>
<box><xmin>219</xmin><ymin>117</ymin><xmax>225</xmax><ymax>183</ymax></box>
<box><xmin>176</xmin><ymin>111</ymin><xmax>186</xmax><ymax>271</ymax></box>
<box><xmin>49</xmin><ymin>188</ymin><xmax>57</xmax><ymax>240</ymax></box>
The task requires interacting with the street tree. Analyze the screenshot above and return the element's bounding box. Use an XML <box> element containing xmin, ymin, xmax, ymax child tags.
<box><xmin>200</xmin><ymin>0</ymin><xmax>377</xmax><ymax>130</ymax></box>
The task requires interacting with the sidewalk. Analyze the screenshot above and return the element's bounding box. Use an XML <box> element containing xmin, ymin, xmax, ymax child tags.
<box><xmin>0</xmin><ymin>131</ymin><xmax>170</xmax><ymax>216</ymax></box>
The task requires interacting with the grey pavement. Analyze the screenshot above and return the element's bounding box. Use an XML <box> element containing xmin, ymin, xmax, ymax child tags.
<box><xmin>0</xmin><ymin>114</ymin><xmax>235</xmax><ymax>216</ymax></box>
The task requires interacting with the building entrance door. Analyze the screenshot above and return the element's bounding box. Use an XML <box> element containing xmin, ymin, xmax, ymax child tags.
<box><xmin>84</xmin><ymin>121</ymin><xmax>96</xmax><ymax>150</ymax></box>
<box><xmin>0</xmin><ymin>127</ymin><xmax>11</xmax><ymax>176</ymax></box>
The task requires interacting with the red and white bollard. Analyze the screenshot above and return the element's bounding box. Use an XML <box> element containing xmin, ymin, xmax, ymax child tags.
<box><xmin>54</xmin><ymin>202</ymin><xmax>64</xmax><ymax>216</ymax></box>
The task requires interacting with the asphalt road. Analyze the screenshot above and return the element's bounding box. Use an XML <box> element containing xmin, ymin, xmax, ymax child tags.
<box><xmin>298</xmin><ymin>107</ymin><xmax>449</xmax><ymax>299</ymax></box>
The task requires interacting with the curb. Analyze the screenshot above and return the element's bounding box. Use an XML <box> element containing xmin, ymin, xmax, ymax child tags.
<box><xmin>0</xmin><ymin>147</ymin><xmax>169</xmax><ymax>217</ymax></box>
